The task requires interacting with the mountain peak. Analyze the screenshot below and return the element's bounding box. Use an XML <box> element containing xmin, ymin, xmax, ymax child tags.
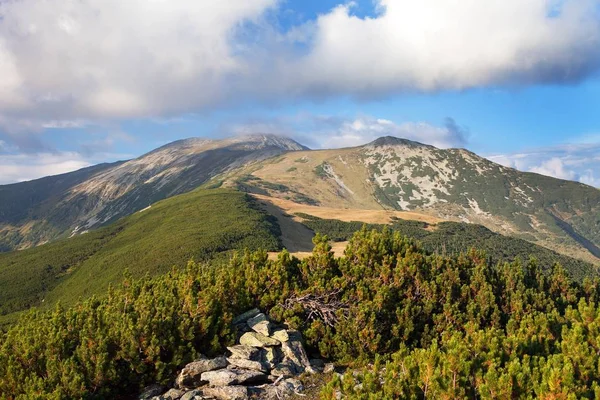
<box><xmin>365</xmin><ymin>136</ymin><xmax>435</xmax><ymax>149</ymax></box>
<box><xmin>228</xmin><ymin>134</ymin><xmax>309</xmax><ymax>151</ymax></box>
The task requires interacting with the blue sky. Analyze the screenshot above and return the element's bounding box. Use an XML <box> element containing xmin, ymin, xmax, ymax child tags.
<box><xmin>0</xmin><ymin>0</ymin><xmax>599</xmax><ymax>185</ymax></box>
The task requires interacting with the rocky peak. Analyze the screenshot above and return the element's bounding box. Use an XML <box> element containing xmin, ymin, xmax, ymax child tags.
<box><xmin>365</xmin><ymin>136</ymin><xmax>434</xmax><ymax>149</ymax></box>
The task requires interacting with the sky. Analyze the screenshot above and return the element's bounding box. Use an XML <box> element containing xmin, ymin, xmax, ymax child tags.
<box><xmin>0</xmin><ymin>0</ymin><xmax>600</xmax><ymax>186</ymax></box>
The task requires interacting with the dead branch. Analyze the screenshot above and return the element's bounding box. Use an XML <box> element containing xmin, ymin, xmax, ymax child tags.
<box><xmin>281</xmin><ymin>289</ymin><xmax>349</xmax><ymax>328</ymax></box>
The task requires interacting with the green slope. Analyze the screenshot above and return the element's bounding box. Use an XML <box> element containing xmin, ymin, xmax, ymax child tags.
<box><xmin>297</xmin><ymin>214</ymin><xmax>597</xmax><ymax>281</ymax></box>
<box><xmin>0</xmin><ymin>189</ymin><xmax>281</xmax><ymax>323</ymax></box>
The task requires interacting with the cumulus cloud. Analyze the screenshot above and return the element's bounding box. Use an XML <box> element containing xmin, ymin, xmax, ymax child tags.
<box><xmin>288</xmin><ymin>0</ymin><xmax>600</xmax><ymax>96</ymax></box>
<box><xmin>488</xmin><ymin>142</ymin><xmax>600</xmax><ymax>187</ymax></box>
<box><xmin>226</xmin><ymin>114</ymin><xmax>468</xmax><ymax>149</ymax></box>
<box><xmin>0</xmin><ymin>0</ymin><xmax>598</xmax><ymax>130</ymax></box>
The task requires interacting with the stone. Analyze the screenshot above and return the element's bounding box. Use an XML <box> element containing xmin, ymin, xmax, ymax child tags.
<box><xmin>270</xmin><ymin>329</ymin><xmax>289</xmax><ymax>342</ymax></box>
<box><xmin>270</xmin><ymin>361</ymin><xmax>295</xmax><ymax>378</ymax></box>
<box><xmin>247</xmin><ymin>313</ymin><xmax>272</xmax><ymax>336</ymax></box>
<box><xmin>280</xmin><ymin>378</ymin><xmax>304</xmax><ymax>393</ymax></box>
<box><xmin>201</xmin><ymin>368</ymin><xmax>267</xmax><ymax>387</ymax></box>
<box><xmin>324</xmin><ymin>363</ymin><xmax>336</xmax><ymax>374</ymax></box>
<box><xmin>226</xmin><ymin>357</ymin><xmax>268</xmax><ymax>373</ymax></box>
<box><xmin>139</xmin><ymin>384</ymin><xmax>165</xmax><ymax>399</ymax></box>
<box><xmin>232</xmin><ymin>308</ymin><xmax>261</xmax><ymax>325</ymax></box>
<box><xmin>180</xmin><ymin>390</ymin><xmax>202</xmax><ymax>400</ymax></box>
<box><xmin>227</xmin><ymin>345</ymin><xmax>261</xmax><ymax>361</ymax></box>
<box><xmin>239</xmin><ymin>332</ymin><xmax>280</xmax><ymax>347</ymax></box>
<box><xmin>262</xmin><ymin>346</ymin><xmax>281</xmax><ymax>368</ymax></box>
<box><xmin>159</xmin><ymin>388</ymin><xmax>185</xmax><ymax>400</ymax></box>
<box><xmin>310</xmin><ymin>358</ymin><xmax>325</xmax><ymax>372</ymax></box>
<box><xmin>175</xmin><ymin>356</ymin><xmax>228</xmax><ymax>389</ymax></box>
<box><xmin>281</xmin><ymin>339</ymin><xmax>315</xmax><ymax>373</ymax></box>
<box><xmin>202</xmin><ymin>385</ymin><xmax>248</xmax><ymax>400</ymax></box>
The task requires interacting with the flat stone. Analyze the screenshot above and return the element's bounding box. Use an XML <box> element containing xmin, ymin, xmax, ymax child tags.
<box><xmin>139</xmin><ymin>384</ymin><xmax>165</xmax><ymax>399</ymax></box>
<box><xmin>202</xmin><ymin>386</ymin><xmax>248</xmax><ymax>400</ymax></box>
<box><xmin>159</xmin><ymin>389</ymin><xmax>185</xmax><ymax>400</ymax></box>
<box><xmin>201</xmin><ymin>368</ymin><xmax>267</xmax><ymax>387</ymax></box>
<box><xmin>247</xmin><ymin>313</ymin><xmax>273</xmax><ymax>336</ymax></box>
<box><xmin>227</xmin><ymin>357</ymin><xmax>269</xmax><ymax>373</ymax></box>
<box><xmin>232</xmin><ymin>308</ymin><xmax>261</xmax><ymax>325</ymax></box>
<box><xmin>270</xmin><ymin>329</ymin><xmax>289</xmax><ymax>342</ymax></box>
<box><xmin>239</xmin><ymin>332</ymin><xmax>280</xmax><ymax>347</ymax></box>
<box><xmin>280</xmin><ymin>378</ymin><xmax>304</xmax><ymax>393</ymax></box>
<box><xmin>227</xmin><ymin>345</ymin><xmax>261</xmax><ymax>361</ymax></box>
<box><xmin>175</xmin><ymin>356</ymin><xmax>228</xmax><ymax>389</ymax></box>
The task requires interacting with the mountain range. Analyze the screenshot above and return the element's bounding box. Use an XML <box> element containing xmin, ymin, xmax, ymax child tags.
<box><xmin>1</xmin><ymin>134</ymin><xmax>599</xmax><ymax>265</ymax></box>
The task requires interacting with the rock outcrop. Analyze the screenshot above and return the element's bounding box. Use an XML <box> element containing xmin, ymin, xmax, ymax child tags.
<box><xmin>140</xmin><ymin>310</ymin><xmax>325</xmax><ymax>400</ymax></box>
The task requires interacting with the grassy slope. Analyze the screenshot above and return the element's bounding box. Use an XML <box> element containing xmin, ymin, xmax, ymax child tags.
<box><xmin>0</xmin><ymin>189</ymin><xmax>281</xmax><ymax>323</ymax></box>
<box><xmin>298</xmin><ymin>214</ymin><xmax>597</xmax><ymax>281</ymax></box>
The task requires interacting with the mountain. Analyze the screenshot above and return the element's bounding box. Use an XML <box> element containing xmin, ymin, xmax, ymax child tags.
<box><xmin>1</xmin><ymin>134</ymin><xmax>599</xmax><ymax>265</ymax></box>
<box><xmin>0</xmin><ymin>134</ymin><xmax>305</xmax><ymax>251</ymax></box>
<box><xmin>0</xmin><ymin>188</ymin><xmax>281</xmax><ymax>325</ymax></box>
<box><xmin>217</xmin><ymin>136</ymin><xmax>600</xmax><ymax>264</ymax></box>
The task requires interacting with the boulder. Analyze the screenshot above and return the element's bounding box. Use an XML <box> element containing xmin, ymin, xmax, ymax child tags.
<box><xmin>239</xmin><ymin>332</ymin><xmax>280</xmax><ymax>347</ymax></box>
<box><xmin>139</xmin><ymin>384</ymin><xmax>165</xmax><ymax>399</ymax></box>
<box><xmin>159</xmin><ymin>388</ymin><xmax>185</xmax><ymax>400</ymax></box>
<box><xmin>227</xmin><ymin>345</ymin><xmax>261</xmax><ymax>361</ymax></box>
<box><xmin>270</xmin><ymin>329</ymin><xmax>289</xmax><ymax>342</ymax></box>
<box><xmin>175</xmin><ymin>356</ymin><xmax>228</xmax><ymax>389</ymax></box>
<box><xmin>200</xmin><ymin>368</ymin><xmax>267</xmax><ymax>387</ymax></box>
<box><xmin>232</xmin><ymin>309</ymin><xmax>261</xmax><ymax>325</ymax></box>
<box><xmin>227</xmin><ymin>357</ymin><xmax>269</xmax><ymax>373</ymax></box>
<box><xmin>202</xmin><ymin>385</ymin><xmax>248</xmax><ymax>400</ymax></box>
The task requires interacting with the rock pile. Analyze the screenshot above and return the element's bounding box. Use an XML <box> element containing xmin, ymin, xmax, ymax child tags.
<box><xmin>140</xmin><ymin>309</ymin><xmax>331</xmax><ymax>400</ymax></box>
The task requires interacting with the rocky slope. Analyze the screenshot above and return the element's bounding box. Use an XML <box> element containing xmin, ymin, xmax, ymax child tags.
<box><xmin>1</xmin><ymin>134</ymin><xmax>599</xmax><ymax>265</ymax></box>
<box><xmin>219</xmin><ymin>137</ymin><xmax>600</xmax><ymax>264</ymax></box>
<box><xmin>0</xmin><ymin>135</ymin><xmax>306</xmax><ymax>251</ymax></box>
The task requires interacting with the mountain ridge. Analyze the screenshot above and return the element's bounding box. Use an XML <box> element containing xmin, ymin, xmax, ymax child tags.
<box><xmin>1</xmin><ymin>134</ymin><xmax>599</xmax><ymax>266</ymax></box>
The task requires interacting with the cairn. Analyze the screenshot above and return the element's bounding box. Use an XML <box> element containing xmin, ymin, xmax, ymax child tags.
<box><xmin>140</xmin><ymin>309</ymin><xmax>332</xmax><ymax>400</ymax></box>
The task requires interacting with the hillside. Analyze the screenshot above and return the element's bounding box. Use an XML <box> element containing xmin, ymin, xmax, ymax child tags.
<box><xmin>217</xmin><ymin>136</ymin><xmax>600</xmax><ymax>264</ymax></box>
<box><xmin>295</xmin><ymin>214</ymin><xmax>597</xmax><ymax>281</ymax></box>
<box><xmin>0</xmin><ymin>189</ymin><xmax>281</xmax><ymax>324</ymax></box>
<box><xmin>0</xmin><ymin>135</ymin><xmax>305</xmax><ymax>251</ymax></box>
<box><xmin>3</xmin><ymin>229</ymin><xmax>600</xmax><ymax>399</ymax></box>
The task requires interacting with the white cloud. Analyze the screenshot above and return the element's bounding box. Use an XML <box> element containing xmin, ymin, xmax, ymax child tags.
<box><xmin>0</xmin><ymin>152</ymin><xmax>92</xmax><ymax>184</ymax></box>
<box><xmin>488</xmin><ymin>143</ymin><xmax>600</xmax><ymax>187</ymax></box>
<box><xmin>316</xmin><ymin>116</ymin><xmax>467</xmax><ymax>149</ymax></box>
<box><xmin>0</xmin><ymin>0</ymin><xmax>598</xmax><ymax>130</ymax></box>
<box><xmin>286</xmin><ymin>0</ymin><xmax>600</xmax><ymax>95</ymax></box>
<box><xmin>226</xmin><ymin>114</ymin><xmax>468</xmax><ymax>149</ymax></box>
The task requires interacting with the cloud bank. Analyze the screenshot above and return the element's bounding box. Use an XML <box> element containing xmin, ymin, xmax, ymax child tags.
<box><xmin>0</xmin><ymin>0</ymin><xmax>598</xmax><ymax>127</ymax></box>
<box><xmin>489</xmin><ymin>142</ymin><xmax>600</xmax><ymax>187</ymax></box>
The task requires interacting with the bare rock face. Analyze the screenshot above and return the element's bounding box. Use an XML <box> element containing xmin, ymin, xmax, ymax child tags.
<box><xmin>202</xmin><ymin>385</ymin><xmax>249</xmax><ymax>400</ymax></box>
<box><xmin>280</xmin><ymin>332</ymin><xmax>316</xmax><ymax>374</ymax></box>
<box><xmin>175</xmin><ymin>356</ymin><xmax>228</xmax><ymax>389</ymax></box>
<box><xmin>239</xmin><ymin>332</ymin><xmax>280</xmax><ymax>347</ymax></box>
<box><xmin>232</xmin><ymin>308</ymin><xmax>261</xmax><ymax>325</ymax></box>
<box><xmin>270</xmin><ymin>329</ymin><xmax>289</xmax><ymax>342</ymax></box>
